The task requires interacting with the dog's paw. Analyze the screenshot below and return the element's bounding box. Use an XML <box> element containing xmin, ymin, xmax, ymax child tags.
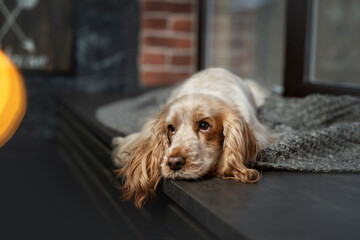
<box><xmin>112</xmin><ymin>137</ymin><xmax>126</xmax><ymax>167</ymax></box>
<box><xmin>112</xmin><ymin>137</ymin><xmax>125</xmax><ymax>147</ymax></box>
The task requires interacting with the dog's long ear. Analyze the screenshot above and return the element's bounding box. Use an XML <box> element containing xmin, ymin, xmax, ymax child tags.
<box><xmin>216</xmin><ymin>109</ymin><xmax>261</xmax><ymax>183</ymax></box>
<box><xmin>114</xmin><ymin>114</ymin><xmax>169</xmax><ymax>208</ymax></box>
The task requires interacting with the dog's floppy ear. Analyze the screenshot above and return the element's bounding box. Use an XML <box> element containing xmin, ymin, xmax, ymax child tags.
<box><xmin>114</xmin><ymin>113</ymin><xmax>169</xmax><ymax>208</ymax></box>
<box><xmin>216</xmin><ymin>108</ymin><xmax>261</xmax><ymax>183</ymax></box>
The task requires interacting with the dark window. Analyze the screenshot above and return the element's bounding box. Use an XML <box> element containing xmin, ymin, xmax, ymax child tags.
<box><xmin>198</xmin><ymin>0</ymin><xmax>360</xmax><ymax>97</ymax></box>
<box><xmin>198</xmin><ymin>0</ymin><xmax>285</xmax><ymax>94</ymax></box>
<box><xmin>284</xmin><ymin>0</ymin><xmax>360</xmax><ymax>97</ymax></box>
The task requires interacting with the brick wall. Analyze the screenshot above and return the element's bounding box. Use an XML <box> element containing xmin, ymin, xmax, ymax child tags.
<box><xmin>139</xmin><ymin>0</ymin><xmax>198</xmax><ymax>86</ymax></box>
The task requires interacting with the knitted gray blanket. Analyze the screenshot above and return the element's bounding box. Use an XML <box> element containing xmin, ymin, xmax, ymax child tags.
<box><xmin>96</xmin><ymin>87</ymin><xmax>360</xmax><ymax>172</ymax></box>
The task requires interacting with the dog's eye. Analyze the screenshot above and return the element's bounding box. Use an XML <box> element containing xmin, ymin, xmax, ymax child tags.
<box><xmin>168</xmin><ymin>124</ymin><xmax>176</xmax><ymax>134</ymax></box>
<box><xmin>199</xmin><ymin>121</ymin><xmax>210</xmax><ymax>132</ymax></box>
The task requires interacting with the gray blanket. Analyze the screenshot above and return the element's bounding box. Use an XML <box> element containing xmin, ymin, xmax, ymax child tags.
<box><xmin>96</xmin><ymin>87</ymin><xmax>360</xmax><ymax>172</ymax></box>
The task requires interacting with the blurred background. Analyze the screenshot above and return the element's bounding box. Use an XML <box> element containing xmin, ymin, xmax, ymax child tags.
<box><xmin>0</xmin><ymin>0</ymin><xmax>359</xmax><ymax>239</ymax></box>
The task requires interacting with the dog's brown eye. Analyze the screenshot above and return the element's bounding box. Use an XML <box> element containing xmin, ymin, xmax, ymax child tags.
<box><xmin>168</xmin><ymin>124</ymin><xmax>175</xmax><ymax>134</ymax></box>
<box><xmin>199</xmin><ymin>121</ymin><xmax>210</xmax><ymax>132</ymax></box>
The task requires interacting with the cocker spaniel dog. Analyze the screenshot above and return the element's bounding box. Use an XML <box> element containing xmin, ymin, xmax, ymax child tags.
<box><xmin>113</xmin><ymin>68</ymin><xmax>275</xmax><ymax>208</ymax></box>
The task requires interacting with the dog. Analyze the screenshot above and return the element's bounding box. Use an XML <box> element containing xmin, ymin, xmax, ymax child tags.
<box><xmin>112</xmin><ymin>68</ymin><xmax>276</xmax><ymax>208</ymax></box>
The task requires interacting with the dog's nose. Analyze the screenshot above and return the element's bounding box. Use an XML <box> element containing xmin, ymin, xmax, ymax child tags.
<box><xmin>167</xmin><ymin>156</ymin><xmax>186</xmax><ymax>171</ymax></box>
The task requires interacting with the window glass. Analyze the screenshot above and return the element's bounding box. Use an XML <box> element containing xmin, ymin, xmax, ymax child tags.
<box><xmin>206</xmin><ymin>0</ymin><xmax>285</xmax><ymax>93</ymax></box>
<box><xmin>308</xmin><ymin>0</ymin><xmax>360</xmax><ymax>87</ymax></box>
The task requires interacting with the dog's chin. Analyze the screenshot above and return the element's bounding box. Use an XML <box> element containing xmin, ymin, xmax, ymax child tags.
<box><xmin>161</xmin><ymin>154</ymin><xmax>217</xmax><ymax>180</ymax></box>
<box><xmin>162</xmin><ymin>170</ymin><xmax>205</xmax><ymax>180</ymax></box>
<box><xmin>161</xmin><ymin>163</ymin><xmax>211</xmax><ymax>180</ymax></box>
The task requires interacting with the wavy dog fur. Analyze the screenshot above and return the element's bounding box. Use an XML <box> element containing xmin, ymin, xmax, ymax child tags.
<box><xmin>113</xmin><ymin>68</ymin><xmax>276</xmax><ymax>207</ymax></box>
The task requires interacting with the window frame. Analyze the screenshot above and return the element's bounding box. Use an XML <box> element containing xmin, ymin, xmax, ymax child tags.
<box><xmin>284</xmin><ymin>0</ymin><xmax>360</xmax><ymax>97</ymax></box>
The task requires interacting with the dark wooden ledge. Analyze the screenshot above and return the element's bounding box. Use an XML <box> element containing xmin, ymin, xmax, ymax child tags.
<box><xmin>57</xmin><ymin>92</ymin><xmax>360</xmax><ymax>240</ymax></box>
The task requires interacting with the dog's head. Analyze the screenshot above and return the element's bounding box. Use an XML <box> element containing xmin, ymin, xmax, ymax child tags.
<box><xmin>115</xmin><ymin>94</ymin><xmax>261</xmax><ymax>208</ymax></box>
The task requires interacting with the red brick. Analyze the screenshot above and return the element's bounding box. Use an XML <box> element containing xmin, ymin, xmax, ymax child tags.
<box><xmin>172</xmin><ymin>19</ymin><xmax>193</xmax><ymax>32</ymax></box>
<box><xmin>141</xmin><ymin>71</ymin><xmax>190</xmax><ymax>86</ymax></box>
<box><xmin>142</xmin><ymin>18</ymin><xmax>167</xmax><ymax>30</ymax></box>
<box><xmin>143</xmin><ymin>1</ymin><xmax>192</xmax><ymax>13</ymax></box>
<box><xmin>171</xmin><ymin>55</ymin><xmax>193</xmax><ymax>65</ymax></box>
<box><xmin>141</xmin><ymin>53</ymin><xmax>167</xmax><ymax>64</ymax></box>
<box><xmin>144</xmin><ymin>36</ymin><xmax>192</xmax><ymax>48</ymax></box>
